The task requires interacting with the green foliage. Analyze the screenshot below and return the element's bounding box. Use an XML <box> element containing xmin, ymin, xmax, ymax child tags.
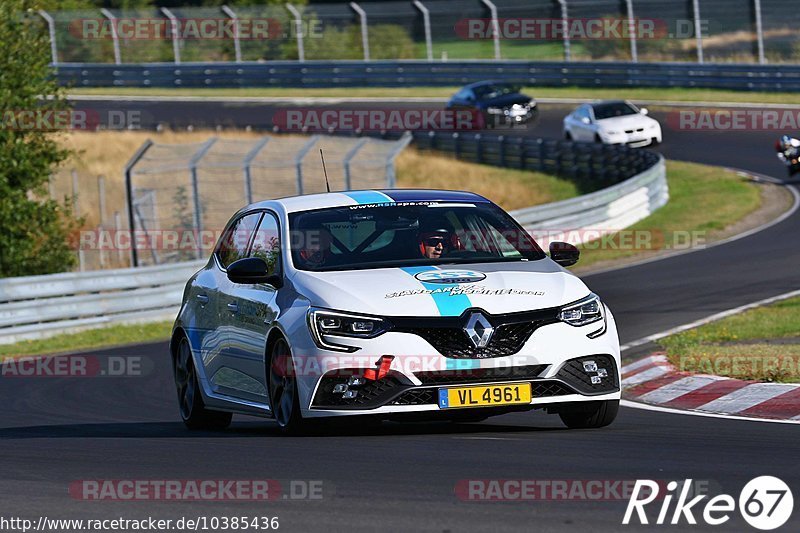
<box><xmin>0</xmin><ymin>0</ymin><xmax>79</xmax><ymax>277</ymax></box>
<box><xmin>283</xmin><ymin>22</ymin><xmax>416</xmax><ymax>60</ymax></box>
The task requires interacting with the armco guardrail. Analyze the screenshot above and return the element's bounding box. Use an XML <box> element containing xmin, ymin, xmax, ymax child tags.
<box><xmin>57</xmin><ymin>61</ymin><xmax>800</xmax><ymax>91</ymax></box>
<box><xmin>0</xmin><ymin>261</ymin><xmax>204</xmax><ymax>345</ymax></box>
<box><xmin>511</xmin><ymin>154</ymin><xmax>668</xmax><ymax>246</ymax></box>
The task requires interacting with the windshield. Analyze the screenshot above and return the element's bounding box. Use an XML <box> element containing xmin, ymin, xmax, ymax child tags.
<box><xmin>288</xmin><ymin>202</ymin><xmax>545</xmax><ymax>272</ymax></box>
<box><xmin>473</xmin><ymin>83</ymin><xmax>520</xmax><ymax>100</ymax></box>
<box><xmin>592</xmin><ymin>102</ymin><xmax>639</xmax><ymax>120</ymax></box>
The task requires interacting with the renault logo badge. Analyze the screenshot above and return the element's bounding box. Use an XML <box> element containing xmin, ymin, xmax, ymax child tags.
<box><xmin>464</xmin><ymin>312</ymin><xmax>494</xmax><ymax>349</ymax></box>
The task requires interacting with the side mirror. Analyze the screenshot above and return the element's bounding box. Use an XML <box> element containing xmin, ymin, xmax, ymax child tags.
<box><xmin>227</xmin><ymin>257</ymin><xmax>283</xmax><ymax>288</ymax></box>
<box><xmin>549</xmin><ymin>242</ymin><xmax>580</xmax><ymax>267</ymax></box>
<box><xmin>640</xmin><ymin>107</ymin><xmax>649</xmax><ymax>115</ymax></box>
<box><xmin>581</xmin><ymin>116</ymin><xmax>591</xmax><ymax>125</ymax></box>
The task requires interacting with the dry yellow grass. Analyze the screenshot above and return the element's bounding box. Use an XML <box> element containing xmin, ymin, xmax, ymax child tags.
<box><xmin>54</xmin><ymin>130</ymin><xmax>577</xmax><ymax>269</ymax></box>
<box><xmin>55</xmin><ymin>130</ymin><xmax>263</xmax><ymax>228</ymax></box>
<box><xmin>395</xmin><ymin>149</ymin><xmax>577</xmax><ymax>211</ymax></box>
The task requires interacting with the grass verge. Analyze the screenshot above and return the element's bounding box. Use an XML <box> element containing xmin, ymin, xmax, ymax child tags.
<box><xmin>573</xmin><ymin>160</ymin><xmax>762</xmax><ymax>271</ymax></box>
<box><xmin>658</xmin><ymin>297</ymin><xmax>800</xmax><ymax>383</ymax></box>
<box><xmin>0</xmin><ymin>321</ymin><xmax>173</xmax><ymax>359</ymax></box>
<box><xmin>69</xmin><ymin>85</ymin><xmax>800</xmax><ymax>105</ymax></box>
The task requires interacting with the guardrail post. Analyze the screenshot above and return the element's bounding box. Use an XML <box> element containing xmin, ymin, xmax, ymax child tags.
<box><xmin>294</xmin><ymin>135</ymin><xmax>320</xmax><ymax>195</ymax></box>
<box><xmin>691</xmin><ymin>0</ymin><xmax>703</xmax><ymax>63</ymax></box>
<box><xmin>625</xmin><ymin>0</ymin><xmax>638</xmax><ymax>63</ymax></box>
<box><xmin>98</xmin><ymin>175</ymin><xmax>107</xmax><ymax>224</ymax></box>
<box><xmin>350</xmin><ymin>2</ymin><xmax>370</xmax><ymax>61</ymax></box>
<box><xmin>385</xmin><ymin>132</ymin><xmax>412</xmax><ymax>188</ymax></box>
<box><xmin>537</xmin><ymin>138</ymin><xmax>545</xmax><ymax>171</ymax></box>
<box><xmin>243</xmin><ymin>137</ymin><xmax>270</xmax><ymax>204</ymax></box>
<box><xmin>453</xmin><ymin>132</ymin><xmax>461</xmax><ymax>159</ymax></box>
<box><xmin>221</xmin><ymin>5</ymin><xmax>242</xmax><ymax>63</ymax></box>
<box><xmin>498</xmin><ymin>135</ymin><xmax>506</xmax><ymax>166</ymax></box>
<box><xmin>474</xmin><ymin>133</ymin><xmax>483</xmax><ymax>163</ymax></box>
<box><xmin>754</xmin><ymin>0</ymin><xmax>765</xmax><ymax>64</ymax></box>
<box><xmin>343</xmin><ymin>138</ymin><xmax>369</xmax><ymax>190</ymax></box>
<box><xmin>412</xmin><ymin>1</ymin><xmax>433</xmax><ymax>61</ymax></box>
<box><xmin>286</xmin><ymin>4</ymin><xmax>305</xmax><ymax>62</ymax></box>
<box><xmin>114</xmin><ymin>211</ymin><xmax>124</xmax><ymax>265</ymax></box>
<box><xmin>124</xmin><ymin>140</ymin><xmax>153</xmax><ymax>267</ymax></box>
<box><xmin>188</xmin><ymin>138</ymin><xmax>218</xmax><ymax>259</ymax></box>
<box><xmin>557</xmin><ymin>0</ymin><xmax>570</xmax><ymax>62</ymax></box>
<box><xmin>100</xmin><ymin>8</ymin><xmax>122</xmax><ymax>64</ymax></box>
<box><xmin>38</xmin><ymin>10</ymin><xmax>58</xmax><ymax>65</ymax></box>
<box><xmin>161</xmin><ymin>7</ymin><xmax>182</xmax><ymax>65</ymax></box>
<box><xmin>480</xmin><ymin>0</ymin><xmax>501</xmax><ymax>60</ymax></box>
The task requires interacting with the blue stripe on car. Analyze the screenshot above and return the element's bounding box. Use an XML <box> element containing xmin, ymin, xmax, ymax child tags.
<box><xmin>342</xmin><ymin>190</ymin><xmax>394</xmax><ymax>205</ymax></box>
<box><xmin>400</xmin><ymin>266</ymin><xmax>472</xmax><ymax>317</ymax></box>
<box><xmin>399</xmin><ymin>266</ymin><xmax>480</xmax><ymax>371</ymax></box>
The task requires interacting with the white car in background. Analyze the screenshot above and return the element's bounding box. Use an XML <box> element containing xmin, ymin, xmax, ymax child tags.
<box><xmin>563</xmin><ymin>100</ymin><xmax>662</xmax><ymax>147</ymax></box>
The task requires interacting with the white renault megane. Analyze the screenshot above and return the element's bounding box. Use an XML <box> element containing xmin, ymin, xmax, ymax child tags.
<box><xmin>171</xmin><ymin>189</ymin><xmax>621</xmax><ymax>433</ymax></box>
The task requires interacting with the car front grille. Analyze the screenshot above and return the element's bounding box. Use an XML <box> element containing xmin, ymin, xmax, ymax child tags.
<box><xmin>390</xmin><ymin>308</ymin><xmax>559</xmax><ymax>359</ymax></box>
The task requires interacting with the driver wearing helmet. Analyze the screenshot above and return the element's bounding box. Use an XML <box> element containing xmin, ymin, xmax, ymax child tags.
<box><xmin>419</xmin><ymin>229</ymin><xmax>450</xmax><ymax>259</ymax></box>
<box><xmin>299</xmin><ymin>227</ymin><xmax>333</xmax><ymax>268</ymax></box>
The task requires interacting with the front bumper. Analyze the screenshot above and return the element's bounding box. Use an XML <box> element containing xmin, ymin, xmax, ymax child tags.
<box><xmin>291</xmin><ymin>308</ymin><xmax>621</xmax><ymax>418</ymax></box>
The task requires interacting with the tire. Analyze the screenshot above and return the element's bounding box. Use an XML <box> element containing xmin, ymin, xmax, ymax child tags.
<box><xmin>564</xmin><ymin>131</ymin><xmax>572</xmax><ymax>141</ymax></box>
<box><xmin>174</xmin><ymin>337</ymin><xmax>232</xmax><ymax>430</ymax></box>
<box><xmin>559</xmin><ymin>400</ymin><xmax>619</xmax><ymax>429</ymax></box>
<box><xmin>594</xmin><ymin>133</ymin><xmax>603</xmax><ymax>144</ymax></box>
<box><xmin>268</xmin><ymin>338</ymin><xmax>308</xmax><ymax>434</ymax></box>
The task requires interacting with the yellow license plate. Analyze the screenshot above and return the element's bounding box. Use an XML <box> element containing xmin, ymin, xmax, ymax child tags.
<box><xmin>438</xmin><ymin>382</ymin><xmax>532</xmax><ymax>409</ymax></box>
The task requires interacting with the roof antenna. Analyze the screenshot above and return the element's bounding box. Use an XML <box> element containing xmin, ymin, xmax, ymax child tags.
<box><xmin>319</xmin><ymin>148</ymin><xmax>331</xmax><ymax>193</ymax></box>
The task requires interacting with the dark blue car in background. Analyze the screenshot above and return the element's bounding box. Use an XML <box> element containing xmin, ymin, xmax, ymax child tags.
<box><xmin>446</xmin><ymin>81</ymin><xmax>537</xmax><ymax>128</ymax></box>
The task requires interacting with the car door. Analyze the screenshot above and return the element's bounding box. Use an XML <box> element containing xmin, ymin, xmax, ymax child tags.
<box><xmin>210</xmin><ymin>210</ymin><xmax>266</xmax><ymax>403</ymax></box>
<box><xmin>573</xmin><ymin>105</ymin><xmax>595</xmax><ymax>141</ymax></box>
<box><xmin>224</xmin><ymin>211</ymin><xmax>283</xmax><ymax>401</ymax></box>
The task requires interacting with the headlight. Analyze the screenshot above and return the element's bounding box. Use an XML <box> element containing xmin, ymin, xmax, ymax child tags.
<box><xmin>487</xmin><ymin>107</ymin><xmax>505</xmax><ymax>115</ymax></box>
<box><xmin>307</xmin><ymin>308</ymin><xmax>389</xmax><ymax>352</ymax></box>
<box><xmin>648</xmin><ymin>123</ymin><xmax>658</xmax><ymax>130</ymax></box>
<box><xmin>605</xmin><ymin>130</ymin><xmax>620</xmax><ymax>135</ymax></box>
<box><xmin>558</xmin><ymin>293</ymin><xmax>604</xmax><ymax>327</ymax></box>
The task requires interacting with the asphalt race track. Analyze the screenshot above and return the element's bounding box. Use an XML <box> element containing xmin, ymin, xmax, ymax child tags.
<box><xmin>1</xmin><ymin>97</ymin><xmax>797</xmax><ymax>531</ymax></box>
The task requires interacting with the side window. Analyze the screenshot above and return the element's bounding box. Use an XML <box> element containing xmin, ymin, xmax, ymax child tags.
<box><xmin>250</xmin><ymin>212</ymin><xmax>281</xmax><ymax>276</ymax></box>
<box><xmin>216</xmin><ymin>212</ymin><xmax>262</xmax><ymax>269</ymax></box>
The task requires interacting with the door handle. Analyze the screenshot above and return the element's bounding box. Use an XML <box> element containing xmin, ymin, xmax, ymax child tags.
<box><xmin>227</xmin><ymin>302</ymin><xmax>239</xmax><ymax>313</ymax></box>
<box><xmin>196</xmin><ymin>294</ymin><xmax>209</xmax><ymax>304</ymax></box>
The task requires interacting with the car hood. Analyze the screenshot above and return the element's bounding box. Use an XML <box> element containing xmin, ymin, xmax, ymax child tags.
<box><xmin>479</xmin><ymin>93</ymin><xmax>532</xmax><ymax>109</ymax></box>
<box><xmin>290</xmin><ymin>260</ymin><xmax>591</xmax><ymax>317</ymax></box>
<box><xmin>597</xmin><ymin>114</ymin><xmax>656</xmax><ymax>131</ymax></box>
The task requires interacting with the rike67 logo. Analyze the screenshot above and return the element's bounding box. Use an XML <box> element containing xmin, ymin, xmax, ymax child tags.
<box><xmin>623</xmin><ymin>476</ymin><xmax>794</xmax><ymax>530</ymax></box>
